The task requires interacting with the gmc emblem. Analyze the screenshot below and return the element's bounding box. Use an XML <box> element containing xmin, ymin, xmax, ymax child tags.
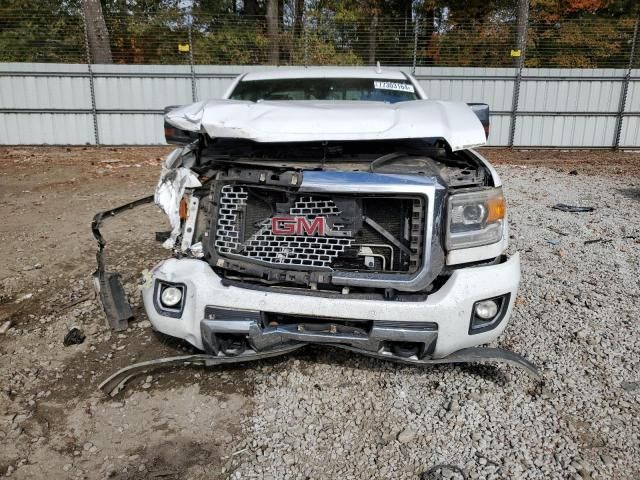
<box><xmin>271</xmin><ymin>216</ymin><xmax>327</xmax><ymax>236</ymax></box>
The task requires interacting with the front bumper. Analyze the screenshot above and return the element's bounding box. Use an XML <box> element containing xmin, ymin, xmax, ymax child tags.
<box><xmin>142</xmin><ymin>253</ymin><xmax>520</xmax><ymax>359</ymax></box>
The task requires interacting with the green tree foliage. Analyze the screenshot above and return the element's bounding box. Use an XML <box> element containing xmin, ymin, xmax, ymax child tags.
<box><xmin>0</xmin><ymin>0</ymin><xmax>637</xmax><ymax>66</ymax></box>
<box><xmin>525</xmin><ymin>0</ymin><xmax>639</xmax><ymax>67</ymax></box>
<box><xmin>0</xmin><ymin>0</ymin><xmax>85</xmax><ymax>62</ymax></box>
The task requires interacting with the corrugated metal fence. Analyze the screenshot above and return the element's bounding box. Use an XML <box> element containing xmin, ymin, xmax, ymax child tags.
<box><xmin>1</xmin><ymin>63</ymin><xmax>639</xmax><ymax>148</ymax></box>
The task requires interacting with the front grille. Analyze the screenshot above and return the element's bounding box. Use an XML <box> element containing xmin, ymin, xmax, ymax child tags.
<box><xmin>215</xmin><ymin>185</ymin><xmax>248</xmax><ymax>253</ymax></box>
<box><xmin>213</xmin><ymin>183</ymin><xmax>425</xmax><ymax>278</ymax></box>
<box><xmin>215</xmin><ymin>186</ymin><xmax>353</xmax><ymax>268</ymax></box>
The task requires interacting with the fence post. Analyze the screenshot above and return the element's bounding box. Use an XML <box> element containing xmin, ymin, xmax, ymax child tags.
<box><xmin>508</xmin><ymin>0</ymin><xmax>529</xmax><ymax>148</ymax></box>
<box><xmin>303</xmin><ymin>22</ymin><xmax>309</xmax><ymax>66</ymax></box>
<box><xmin>412</xmin><ymin>17</ymin><xmax>419</xmax><ymax>75</ymax></box>
<box><xmin>508</xmin><ymin>63</ymin><xmax>523</xmax><ymax>148</ymax></box>
<box><xmin>187</xmin><ymin>22</ymin><xmax>197</xmax><ymax>102</ymax></box>
<box><xmin>614</xmin><ymin>16</ymin><xmax>639</xmax><ymax>150</ymax></box>
<box><xmin>81</xmin><ymin>11</ymin><xmax>100</xmax><ymax>146</ymax></box>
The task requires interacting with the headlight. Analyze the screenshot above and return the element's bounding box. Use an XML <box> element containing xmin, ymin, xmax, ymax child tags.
<box><xmin>446</xmin><ymin>187</ymin><xmax>505</xmax><ymax>250</ymax></box>
<box><xmin>160</xmin><ymin>285</ymin><xmax>183</xmax><ymax>307</ymax></box>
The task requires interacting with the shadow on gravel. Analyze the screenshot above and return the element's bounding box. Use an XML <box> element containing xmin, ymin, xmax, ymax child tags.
<box><xmin>618</xmin><ymin>187</ymin><xmax>640</xmax><ymax>201</ymax></box>
<box><xmin>294</xmin><ymin>345</ymin><xmax>512</xmax><ymax>386</ymax></box>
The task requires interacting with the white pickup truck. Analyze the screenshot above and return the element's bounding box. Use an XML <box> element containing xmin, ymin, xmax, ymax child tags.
<box><xmin>94</xmin><ymin>67</ymin><xmax>537</xmax><ymax>386</ymax></box>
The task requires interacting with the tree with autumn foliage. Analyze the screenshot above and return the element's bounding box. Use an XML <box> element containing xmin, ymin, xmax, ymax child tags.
<box><xmin>0</xmin><ymin>0</ymin><xmax>638</xmax><ymax>66</ymax></box>
<box><xmin>525</xmin><ymin>0</ymin><xmax>640</xmax><ymax>67</ymax></box>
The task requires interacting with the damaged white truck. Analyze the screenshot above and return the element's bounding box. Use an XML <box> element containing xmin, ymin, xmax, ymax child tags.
<box><xmin>93</xmin><ymin>68</ymin><xmax>538</xmax><ymax>392</ymax></box>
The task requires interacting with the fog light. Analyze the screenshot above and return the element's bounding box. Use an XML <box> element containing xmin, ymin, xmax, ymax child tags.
<box><xmin>161</xmin><ymin>286</ymin><xmax>183</xmax><ymax>307</ymax></box>
<box><xmin>474</xmin><ymin>300</ymin><xmax>498</xmax><ymax>320</ymax></box>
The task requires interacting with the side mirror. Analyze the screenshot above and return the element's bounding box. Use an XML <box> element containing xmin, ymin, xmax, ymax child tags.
<box><xmin>467</xmin><ymin>103</ymin><xmax>490</xmax><ymax>139</ymax></box>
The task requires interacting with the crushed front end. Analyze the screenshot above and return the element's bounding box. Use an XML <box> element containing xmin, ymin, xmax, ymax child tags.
<box><xmin>139</xmin><ymin>140</ymin><xmax>528</xmax><ymax>372</ymax></box>
<box><xmin>95</xmin><ymin>97</ymin><xmax>537</xmax><ymax>380</ymax></box>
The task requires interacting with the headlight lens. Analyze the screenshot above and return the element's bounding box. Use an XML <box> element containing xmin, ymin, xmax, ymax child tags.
<box><xmin>160</xmin><ymin>286</ymin><xmax>183</xmax><ymax>307</ymax></box>
<box><xmin>447</xmin><ymin>187</ymin><xmax>505</xmax><ymax>250</ymax></box>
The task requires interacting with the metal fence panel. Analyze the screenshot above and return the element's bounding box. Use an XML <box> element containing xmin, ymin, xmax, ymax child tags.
<box><xmin>97</xmin><ymin>113</ymin><xmax>164</xmax><ymax>145</ymax></box>
<box><xmin>519</xmin><ymin>69</ymin><xmax>624</xmax><ymax>113</ymax></box>
<box><xmin>0</xmin><ymin>113</ymin><xmax>94</xmax><ymax>144</ymax></box>
<box><xmin>515</xmin><ymin>115</ymin><xmax>618</xmax><ymax>147</ymax></box>
<box><xmin>624</xmin><ymin>76</ymin><xmax>640</xmax><ymax>111</ymax></box>
<box><xmin>620</xmin><ymin>70</ymin><xmax>640</xmax><ymax>147</ymax></box>
<box><xmin>413</xmin><ymin>67</ymin><xmax>516</xmax><ymax>111</ymax></box>
<box><xmin>486</xmin><ymin>115</ymin><xmax>512</xmax><ymax>147</ymax></box>
<box><xmin>0</xmin><ymin>63</ymin><xmax>91</xmax><ymax>109</ymax></box>
<box><xmin>92</xmin><ymin>64</ymin><xmax>194</xmax><ymax>110</ymax></box>
<box><xmin>1</xmin><ymin>63</ymin><xmax>640</xmax><ymax>148</ymax></box>
<box><xmin>619</xmin><ymin>116</ymin><xmax>640</xmax><ymax>147</ymax></box>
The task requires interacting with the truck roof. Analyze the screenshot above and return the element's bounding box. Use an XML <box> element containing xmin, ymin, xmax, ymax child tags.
<box><xmin>241</xmin><ymin>66</ymin><xmax>409</xmax><ymax>81</ymax></box>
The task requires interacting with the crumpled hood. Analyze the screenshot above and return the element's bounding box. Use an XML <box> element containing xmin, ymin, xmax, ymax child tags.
<box><xmin>165</xmin><ymin>99</ymin><xmax>486</xmax><ymax>151</ymax></box>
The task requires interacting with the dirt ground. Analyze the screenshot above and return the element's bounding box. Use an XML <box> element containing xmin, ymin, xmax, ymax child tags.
<box><xmin>0</xmin><ymin>147</ymin><xmax>639</xmax><ymax>479</ymax></box>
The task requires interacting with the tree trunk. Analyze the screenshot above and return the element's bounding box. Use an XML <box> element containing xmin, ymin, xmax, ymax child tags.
<box><xmin>82</xmin><ymin>0</ymin><xmax>112</xmax><ymax>64</ymax></box>
<box><xmin>420</xmin><ymin>9</ymin><xmax>435</xmax><ymax>66</ymax></box>
<box><xmin>244</xmin><ymin>0</ymin><xmax>258</xmax><ymax>16</ymax></box>
<box><xmin>293</xmin><ymin>0</ymin><xmax>304</xmax><ymax>37</ymax></box>
<box><xmin>278</xmin><ymin>0</ymin><xmax>285</xmax><ymax>63</ymax></box>
<box><xmin>266</xmin><ymin>0</ymin><xmax>279</xmax><ymax>65</ymax></box>
<box><xmin>368</xmin><ymin>14</ymin><xmax>377</xmax><ymax>65</ymax></box>
<box><xmin>515</xmin><ymin>0</ymin><xmax>529</xmax><ymax>67</ymax></box>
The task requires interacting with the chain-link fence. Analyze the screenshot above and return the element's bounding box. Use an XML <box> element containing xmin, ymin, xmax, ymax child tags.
<box><xmin>0</xmin><ymin>9</ymin><xmax>638</xmax><ymax>68</ymax></box>
<box><xmin>2</xmin><ymin>7</ymin><xmax>640</xmax><ymax>149</ymax></box>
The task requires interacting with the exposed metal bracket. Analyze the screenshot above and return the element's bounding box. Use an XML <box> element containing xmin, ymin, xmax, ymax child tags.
<box><xmin>99</xmin><ymin>345</ymin><xmax>540</xmax><ymax>396</ymax></box>
<box><xmin>180</xmin><ymin>195</ymin><xmax>199</xmax><ymax>252</ymax></box>
<box><xmin>348</xmin><ymin>345</ymin><xmax>540</xmax><ymax>378</ymax></box>
<box><xmin>363</xmin><ymin>215</ymin><xmax>412</xmax><ymax>256</ymax></box>
<box><xmin>99</xmin><ymin>345</ymin><xmax>306</xmax><ymax>396</ymax></box>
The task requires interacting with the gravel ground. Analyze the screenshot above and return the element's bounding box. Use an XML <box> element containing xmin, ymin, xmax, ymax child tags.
<box><xmin>229</xmin><ymin>163</ymin><xmax>640</xmax><ymax>480</ymax></box>
<box><xmin>0</xmin><ymin>148</ymin><xmax>639</xmax><ymax>479</ymax></box>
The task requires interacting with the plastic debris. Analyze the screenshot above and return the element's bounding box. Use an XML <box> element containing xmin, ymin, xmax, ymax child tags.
<box><xmin>584</xmin><ymin>238</ymin><xmax>613</xmax><ymax>245</ymax></box>
<box><xmin>552</xmin><ymin>203</ymin><xmax>594</xmax><ymax>213</ymax></box>
<box><xmin>63</xmin><ymin>327</ymin><xmax>86</xmax><ymax>346</ymax></box>
<box><xmin>421</xmin><ymin>464</ymin><xmax>467</xmax><ymax>480</ymax></box>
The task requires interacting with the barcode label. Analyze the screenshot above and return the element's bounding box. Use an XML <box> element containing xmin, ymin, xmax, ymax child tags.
<box><xmin>373</xmin><ymin>81</ymin><xmax>415</xmax><ymax>93</ymax></box>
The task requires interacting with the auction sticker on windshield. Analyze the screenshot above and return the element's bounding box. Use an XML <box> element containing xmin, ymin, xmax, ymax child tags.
<box><xmin>373</xmin><ymin>81</ymin><xmax>415</xmax><ymax>93</ymax></box>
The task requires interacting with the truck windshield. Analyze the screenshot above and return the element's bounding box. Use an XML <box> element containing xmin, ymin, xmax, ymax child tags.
<box><xmin>229</xmin><ymin>78</ymin><xmax>419</xmax><ymax>103</ymax></box>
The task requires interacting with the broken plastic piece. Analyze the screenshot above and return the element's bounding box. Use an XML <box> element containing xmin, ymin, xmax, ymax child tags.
<box><xmin>63</xmin><ymin>327</ymin><xmax>86</xmax><ymax>346</ymax></box>
<box><xmin>154</xmin><ymin>163</ymin><xmax>201</xmax><ymax>249</ymax></box>
<box><xmin>421</xmin><ymin>465</ymin><xmax>467</xmax><ymax>480</ymax></box>
<box><xmin>92</xmin><ymin>195</ymin><xmax>154</xmax><ymax>330</ymax></box>
<box><xmin>93</xmin><ymin>272</ymin><xmax>132</xmax><ymax>331</ymax></box>
<box><xmin>552</xmin><ymin>203</ymin><xmax>594</xmax><ymax>213</ymax></box>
